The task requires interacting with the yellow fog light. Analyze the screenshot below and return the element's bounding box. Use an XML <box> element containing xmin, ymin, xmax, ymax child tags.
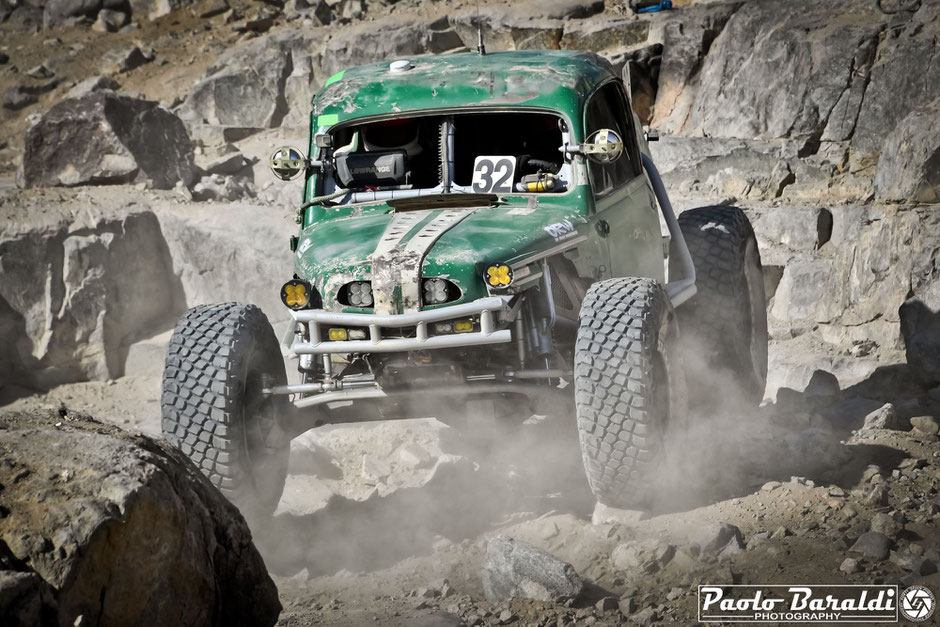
<box><xmin>328</xmin><ymin>328</ymin><xmax>348</xmax><ymax>341</ymax></box>
<box><xmin>281</xmin><ymin>279</ymin><xmax>311</xmax><ymax>310</ymax></box>
<box><xmin>454</xmin><ymin>319</ymin><xmax>473</xmax><ymax>333</ymax></box>
<box><xmin>485</xmin><ymin>263</ymin><xmax>513</xmax><ymax>288</ymax></box>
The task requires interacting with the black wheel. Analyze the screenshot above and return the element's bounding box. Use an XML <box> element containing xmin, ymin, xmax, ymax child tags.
<box><xmin>574</xmin><ymin>277</ymin><xmax>687</xmax><ymax>509</ymax></box>
<box><xmin>674</xmin><ymin>206</ymin><xmax>768</xmax><ymax>405</ymax></box>
<box><xmin>162</xmin><ymin>303</ymin><xmax>289</xmax><ymax>518</ymax></box>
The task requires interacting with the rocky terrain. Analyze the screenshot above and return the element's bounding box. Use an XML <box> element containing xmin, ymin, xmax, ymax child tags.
<box><xmin>1</xmin><ymin>0</ymin><xmax>939</xmax><ymax>624</ymax></box>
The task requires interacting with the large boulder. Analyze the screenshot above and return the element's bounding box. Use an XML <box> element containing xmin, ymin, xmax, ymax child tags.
<box><xmin>180</xmin><ymin>29</ymin><xmax>309</xmax><ymax>130</ymax></box>
<box><xmin>23</xmin><ymin>91</ymin><xmax>196</xmax><ymax>190</ymax></box>
<box><xmin>0</xmin><ymin>410</ymin><xmax>280</xmax><ymax>626</ymax></box>
<box><xmin>875</xmin><ymin>97</ymin><xmax>940</xmax><ymax>203</ymax></box>
<box><xmin>42</xmin><ymin>0</ymin><xmax>101</xmax><ymax>29</ymax></box>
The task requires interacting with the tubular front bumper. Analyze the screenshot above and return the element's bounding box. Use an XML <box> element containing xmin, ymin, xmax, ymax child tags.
<box><xmin>280</xmin><ymin>295</ymin><xmax>515</xmax><ymax>357</ymax></box>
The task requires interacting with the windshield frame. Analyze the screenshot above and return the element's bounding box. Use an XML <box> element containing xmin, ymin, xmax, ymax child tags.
<box><xmin>306</xmin><ymin>106</ymin><xmax>581</xmax><ymax>209</ymax></box>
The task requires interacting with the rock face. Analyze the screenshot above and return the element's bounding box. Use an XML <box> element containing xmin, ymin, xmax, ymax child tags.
<box><xmin>23</xmin><ymin>91</ymin><xmax>196</xmax><ymax>190</ymax></box>
<box><xmin>679</xmin><ymin>1</ymin><xmax>883</xmax><ymax>142</ymax></box>
<box><xmin>875</xmin><ymin>98</ymin><xmax>940</xmax><ymax>203</ymax></box>
<box><xmin>483</xmin><ymin>535</ymin><xmax>583</xmax><ymax>604</ymax></box>
<box><xmin>851</xmin><ymin>4</ymin><xmax>940</xmax><ymax>170</ymax></box>
<box><xmin>0</xmin><ymin>207</ymin><xmax>184</xmax><ymax>386</ymax></box>
<box><xmin>0</xmin><ymin>200</ymin><xmax>291</xmax><ymax>387</ymax></box>
<box><xmin>0</xmin><ymin>410</ymin><xmax>281</xmax><ymax>626</ymax></box>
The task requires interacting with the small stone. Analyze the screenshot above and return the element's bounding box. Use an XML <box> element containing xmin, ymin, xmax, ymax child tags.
<box><xmin>632</xmin><ymin>606</ymin><xmax>659</xmax><ymax>625</ymax></box>
<box><xmin>849</xmin><ymin>532</ymin><xmax>892</xmax><ymax>561</ymax></box>
<box><xmin>595</xmin><ymin>596</ymin><xmax>618</xmax><ymax>612</ymax></box>
<box><xmin>864</xmin><ymin>484</ymin><xmax>889</xmax><ymax>506</ymax></box>
<box><xmin>870</xmin><ymin>512</ymin><xmax>904</xmax><ymax>539</ymax></box>
<box><xmin>862</xmin><ymin>403</ymin><xmax>902</xmax><ymax>430</ymax></box>
<box><xmin>689</xmin><ymin>522</ymin><xmax>744</xmax><ymax>555</ymax></box>
<box><xmin>899</xmin><ymin>458</ymin><xmax>926</xmax><ymax>470</ymax></box>
<box><xmin>770</xmin><ymin>526</ymin><xmax>791</xmax><ymax>540</ymax></box>
<box><xmin>26</xmin><ymin>64</ymin><xmax>53</xmax><ymax>79</ymax></box>
<box><xmin>747</xmin><ymin>531</ymin><xmax>771</xmax><ymax>549</ymax></box>
<box><xmin>618</xmin><ymin>596</ymin><xmax>637</xmax><ymax>616</ymax></box>
<box><xmin>67</xmin><ymin>76</ymin><xmax>120</xmax><ymax>99</ymax></box>
<box><xmin>397</xmin><ymin>443</ymin><xmax>432</xmax><ymax>469</ymax></box>
<box><xmin>361</xmin><ymin>454</ymin><xmax>390</xmax><ymax>484</ymax></box>
<box><xmin>861</xmin><ymin>465</ymin><xmax>881</xmax><ymax>482</ymax></box>
<box><xmin>666</xmin><ymin>587</ymin><xmax>685</xmax><ymax>601</ymax></box>
<box><xmin>101</xmin><ymin>45</ymin><xmax>152</xmax><ymax>73</ymax></box>
<box><xmin>926</xmin><ymin>496</ymin><xmax>940</xmax><ymax>515</ymax></box>
<box><xmin>482</xmin><ymin>535</ymin><xmax>583</xmax><ymax>603</ymax></box>
<box><xmin>92</xmin><ymin>9</ymin><xmax>129</xmax><ymax>32</ymax></box>
<box><xmin>840</xmin><ymin>557</ymin><xmax>860</xmax><ymax>574</ymax></box>
<box><xmin>761</xmin><ymin>481</ymin><xmax>781</xmax><ymax>491</ymax></box>
<box><xmin>498</xmin><ymin>609</ymin><xmax>514</xmax><ymax>624</ymax></box>
<box><xmin>592</xmin><ymin>501</ymin><xmax>644</xmax><ymax>526</ymax></box>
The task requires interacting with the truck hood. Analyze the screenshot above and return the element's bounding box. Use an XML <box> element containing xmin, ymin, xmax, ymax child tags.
<box><xmin>295</xmin><ymin>197</ymin><xmax>588</xmax><ymax>314</ymax></box>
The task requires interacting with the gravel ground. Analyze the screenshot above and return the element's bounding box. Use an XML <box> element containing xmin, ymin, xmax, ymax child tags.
<box><xmin>3</xmin><ymin>366</ymin><xmax>939</xmax><ymax>625</ymax></box>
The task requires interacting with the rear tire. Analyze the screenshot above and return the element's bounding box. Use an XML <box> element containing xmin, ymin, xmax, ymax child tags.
<box><xmin>674</xmin><ymin>206</ymin><xmax>768</xmax><ymax>406</ymax></box>
<box><xmin>574</xmin><ymin>278</ymin><xmax>686</xmax><ymax>509</ymax></box>
<box><xmin>161</xmin><ymin>303</ymin><xmax>289</xmax><ymax>519</ymax></box>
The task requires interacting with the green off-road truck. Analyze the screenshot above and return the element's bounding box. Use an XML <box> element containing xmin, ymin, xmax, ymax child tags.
<box><xmin>161</xmin><ymin>50</ymin><xmax>768</xmax><ymax>517</ymax></box>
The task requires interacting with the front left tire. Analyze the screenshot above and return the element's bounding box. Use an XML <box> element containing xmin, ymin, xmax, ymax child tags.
<box><xmin>574</xmin><ymin>277</ymin><xmax>687</xmax><ymax>509</ymax></box>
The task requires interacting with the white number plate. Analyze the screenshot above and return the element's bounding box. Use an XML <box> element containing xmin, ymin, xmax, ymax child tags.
<box><xmin>471</xmin><ymin>156</ymin><xmax>516</xmax><ymax>194</ymax></box>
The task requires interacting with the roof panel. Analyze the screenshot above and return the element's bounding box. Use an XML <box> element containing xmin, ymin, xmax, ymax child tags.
<box><xmin>311</xmin><ymin>50</ymin><xmax>616</xmax><ymax>129</ymax></box>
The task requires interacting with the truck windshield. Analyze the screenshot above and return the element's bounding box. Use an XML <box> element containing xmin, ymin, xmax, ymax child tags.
<box><xmin>318</xmin><ymin>112</ymin><xmax>571</xmax><ymax>206</ymax></box>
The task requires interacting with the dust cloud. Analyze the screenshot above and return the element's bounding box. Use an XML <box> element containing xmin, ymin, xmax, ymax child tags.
<box><xmin>250</xmin><ymin>334</ymin><xmax>862</xmax><ymax>579</ymax></box>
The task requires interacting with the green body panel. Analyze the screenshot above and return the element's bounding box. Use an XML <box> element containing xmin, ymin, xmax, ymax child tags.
<box><xmin>295</xmin><ymin>192</ymin><xmax>604</xmax><ymax>313</ymax></box>
<box><xmin>289</xmin><ymin>50</ymin><xmax>665</xmax><ymax>317</ymax></box>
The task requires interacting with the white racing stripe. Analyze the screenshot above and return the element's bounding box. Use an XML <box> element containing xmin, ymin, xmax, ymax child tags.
<box><xmin>370</xmin><ymin>209</ymin><xmax>473</xmax><ymax>315</ymax></box>
<box><xmin>399</xmin><ymin>210</ymin><xmax>471</xmax><ymax>313</ymax></box>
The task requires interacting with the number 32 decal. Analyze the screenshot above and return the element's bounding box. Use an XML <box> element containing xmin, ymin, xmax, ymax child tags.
<box><xmin>471</xmin><ymin>156</ymin><xmax>516</xmax><ymax>193</ymax></box>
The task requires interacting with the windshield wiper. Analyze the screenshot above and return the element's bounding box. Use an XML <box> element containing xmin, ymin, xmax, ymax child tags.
<box><xmin>387</xmin><ymin>193</ymin><xmax>500</xmax><ymax>212</ymax></box>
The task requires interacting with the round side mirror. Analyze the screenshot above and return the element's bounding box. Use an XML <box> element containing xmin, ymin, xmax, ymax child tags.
<box><xmin>582</xmin><ymin>129</ymin><xmax>624</xmax><ymax>164</ymax></box>
<box><xmin>270</xmin><ymin>146</ymin><xmax>306</xmax><ymax>181</ymax></box>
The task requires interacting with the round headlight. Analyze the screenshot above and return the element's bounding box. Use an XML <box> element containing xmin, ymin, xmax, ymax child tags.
<box><xmin>281</xmin><ymin>279</ymin><xmax>318</xmax><ymax>310</ymax></box>
<box><xmin>345</xmin><ymin>281</ymin><xmax>373</xmax><ymax>307</ymax></box>
<box><xmin>423</xmin><ymin>278</ymin><xmax>449</xmax><ymax>304</ymax></box>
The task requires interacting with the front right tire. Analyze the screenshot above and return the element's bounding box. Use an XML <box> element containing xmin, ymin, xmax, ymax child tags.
<box><xmin>161</xmin><ymin>303</ymin><xmax>289</xmax><ymax>519</ymax></box>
